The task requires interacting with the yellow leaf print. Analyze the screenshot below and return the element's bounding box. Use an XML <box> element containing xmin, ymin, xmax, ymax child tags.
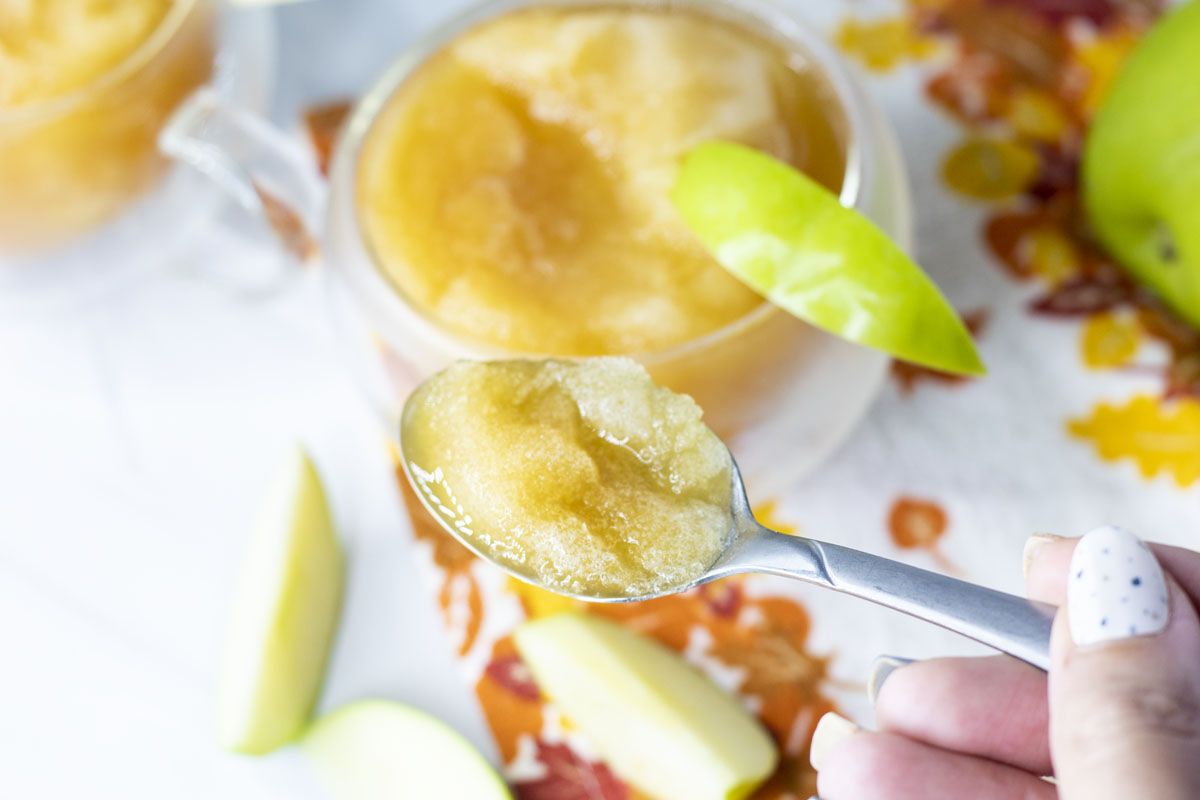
<box><xmin>1008</xmin><ymin>88</ymin><xmax>1072</xmax><ymax>143</ymax></box>
<box><xmin>507</xmin><ymin>576</ymin><xmax>579</xmax><ymax>618</ymax></box>
<box><xmin>942</xmin><ymin>138</ymin><xmax>1041</xmax><ymax>201</ymax></box>
<box><xmin>1072</xmin><ymin>26</ymin><xmax>1142</xmax><ymax>117</ymax></box>
<box><xmin>835</xmin><ymin>16</ymin><xmax>939</xmax><ymax>72</ymax></box>
<box><xmin>1017</xmin><ymin>226</ymin><xmax>1081</xmax><ymax>286</ymax></box>
<box><xmin>754</xmin><ymin>500</ymin><xmax>800</xmax><ymax>536</ymax></box>
<box><xmin>1080</xmin><ymin>312</ymin><xmax>1141</xmax><ymax>369</ymax></box>
<box><xmin>1069</xmin><ymin>396</ymin><xmax>1200</xmax><ymax>487</ymax></box>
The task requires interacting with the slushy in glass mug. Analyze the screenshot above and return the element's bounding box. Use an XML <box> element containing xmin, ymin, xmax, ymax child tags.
<box><xmin>0</xmin><ymin>0</ymin><xmax>216</xmax><ymax>254</ymax></box>
<box><xmin>168</xmin><ymin>0</ymin><xmax>913</xmax><ymax>497</ymax></box>
<box><xmin>0</xmin><ymin>1</ymin><xmax>276</xmax><ymax>308</ymax></box>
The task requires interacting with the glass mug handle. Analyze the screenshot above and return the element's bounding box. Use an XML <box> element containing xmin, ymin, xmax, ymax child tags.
<box><xmin>159</xmin><ymin>87</ymin><xmax>325</xmax><ymax>294</ymax></box>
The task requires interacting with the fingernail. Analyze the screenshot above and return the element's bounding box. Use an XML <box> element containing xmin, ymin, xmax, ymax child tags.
<box><xmin>809</xmin><ymin>711</ymin><xmax>860</xmax><ymax>770</ymax></box>
<box><xmin>868</xmin><ymin>655</ymin><xmax>913</xmax><ymax>705</ymax></box>
<box><xmin>1022</xmin><ymin>532</ymin><xmax>1065</xmax><ymax>579</ymax></box>
<box><xmin>1068</xmin><ymin>525</ymin><xmax>1168</xmax><ymax>646</ymax></box>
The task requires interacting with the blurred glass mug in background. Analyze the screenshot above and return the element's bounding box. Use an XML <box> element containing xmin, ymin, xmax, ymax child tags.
<box><xmin>0</xmin><ymin>1</ymin><xmax>274</xmax><ymax>299</ymax></box>
<box><xmin>0</xmin><ymin>0</ymin><xmax>214</xmax><ymax>253</ymax></box>
<box><xmin>161</xmin><ymin>0</ymin><xmax>915</xmax><ymax>497</ymax></box>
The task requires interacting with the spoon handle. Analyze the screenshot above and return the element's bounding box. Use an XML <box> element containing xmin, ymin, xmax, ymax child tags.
<box><xmin>807</xmin><ymin>538</ymin><xmax>1056</xmax><ymax>669</ymax></box>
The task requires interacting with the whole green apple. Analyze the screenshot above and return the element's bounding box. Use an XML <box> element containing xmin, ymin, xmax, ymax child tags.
<box><xmin>1083</xmin><ymin>0</ymin><xmax>1200</xmax><ymax>329</ymax></box>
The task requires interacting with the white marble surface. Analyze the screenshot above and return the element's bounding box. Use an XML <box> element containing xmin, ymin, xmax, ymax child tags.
<box><xmin>0</xmin><ymin>229</ymin><xmax>498</xmax><ymax>796</ymax></box>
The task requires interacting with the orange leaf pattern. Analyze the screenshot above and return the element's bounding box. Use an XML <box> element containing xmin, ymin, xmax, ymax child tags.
<box><xmin>840</xmin><ymin>0</ymin><xmax>1200</xmax><ymax>475</ymax></box>
<box><xmin>397</xmin><ymin>472</ymin><xmax>485</xmax><ymax>657</ymax></box>
<box><xmin>888</xmin><ymin>497</ymin><xmax>961</xmax><ymax>575</ymax></box>
<box><xmin>303</xmin><ymin>100</ymin><xmax>353</xmax><ymax>176</ymax></box>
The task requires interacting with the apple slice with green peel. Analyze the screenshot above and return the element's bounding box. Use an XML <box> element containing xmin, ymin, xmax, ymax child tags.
<box><xmin>514</xmin><ymin>612</ymin><xmax>777</xmax><ymax>800</ymax></box>
<box><xmin>1083</xmin><ymin>0</ymin><xmax>1200</xmax><ymax>330</ymax></box>
<box><xmin>217</xmin><ymin>447</ymin><xmax>345</xmax><ymax>755</ymax></box>
<box><xmin>301</xmin><ymin>700</ymin><xmax>512</xmax><ymax>799</ymax></box>
<box><xmin>671</xmin><ymin>141</ymin><xmax>985</xmax><ymax>376</ymax></box>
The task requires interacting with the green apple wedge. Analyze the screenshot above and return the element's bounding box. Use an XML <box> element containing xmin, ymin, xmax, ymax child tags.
<box><xmin>217</xmin><ymin>447</ymin><xmax>345</xmax><ymax>755</ymax></box>
<box><xmin>514</xmin><ymin>612</ymin><xmax>777</xmax><ymax>800</ymax></box>
<box><xmin>301</xmin><ymin>700</ymin><xmax>513</xmax><ymax>799</ymax></box>
<box><xmin>671</xmin><ymin>141</ymin><xmax>985</xmax><ymax>376</ymax></box>
<box><xmin>1083</xmin><ymin>0</ymin><xmax>1200</xmax><ymax>329</ymax></box>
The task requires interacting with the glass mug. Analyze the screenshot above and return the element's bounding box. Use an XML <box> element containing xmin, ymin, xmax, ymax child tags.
<box><xmin>0</xmin><ymin>1</ymin><xmax>276</xmax><ymax>306</ymax></box>
<box><xmin>169</xmin><ymin>0</ymin><xmax>913</xmax><ymax>498</ymax></box>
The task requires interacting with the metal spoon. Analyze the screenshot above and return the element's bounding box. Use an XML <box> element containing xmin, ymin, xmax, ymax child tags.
<box><xmin>401</xmin><ymin>446</ymin><xmax>1056</xmax><ymax>670</ymax></box>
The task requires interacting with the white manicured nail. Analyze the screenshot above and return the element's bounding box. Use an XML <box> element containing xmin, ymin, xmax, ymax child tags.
<box><xmin>809</xmin><ymin>712</ymin><xmax>860</xmax><ymax>770</ymax></box>
<box><xmin>1068</xmin><ymin>526</ymin><xmax>1168</xmax><ymax>646</ymax></box>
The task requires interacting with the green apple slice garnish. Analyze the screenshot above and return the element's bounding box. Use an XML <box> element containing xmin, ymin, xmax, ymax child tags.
<box><xmin>301</xmin><ymin>700</ymin><xmax>512</xmax><ymax>799</ymax></box>
<box><xmin>514</xmin><ymin>613</ymin><xmax>777</xmax><ymax>800</ymax></box>
<box><xmin>217</xmin><ymin>447</ymin><xmax>345</xmax><ymax>755</ymax></box>
<box><xmin>671</xmin><ymin>141</ymin><xmax>985</xmax><ymax>375</ymax></box>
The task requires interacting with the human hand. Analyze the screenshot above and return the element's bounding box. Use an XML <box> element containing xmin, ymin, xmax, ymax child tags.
<box><xmin>809</xmin><ymin>526</ymin><xmax>1200</xmax><ymax>799</ymax></box>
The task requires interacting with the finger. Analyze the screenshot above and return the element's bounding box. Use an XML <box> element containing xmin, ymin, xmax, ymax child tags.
<box><xmin>815</xmin><ymin>727</ymin><xmax>1057</xmax><ymax>800</ymax></box>
<box><xmin>1050</xmin><ymin>525</ymin><xmax>1200</xmax><ymax>800</ymax></box>
<box><xmin>1026</xmin><ymin>534</ymin><xmax>1200</xmax><ymax>607</ymax></box>
<box><xmin>873</xmin><ymin>655</ymin><xmax>1051</xmax><ymax>775</ymax></box>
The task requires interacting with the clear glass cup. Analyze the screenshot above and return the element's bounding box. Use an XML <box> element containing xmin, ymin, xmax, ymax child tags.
<box><xmin>169</xmin><ymin>0</ymin><xmax>914</xmax><ymax>498</ymax></box>
<box><xmin>0</xmin><ymin>3</ymin><xmax>277</xmax><ymax>312</ymax></box>
<box><xmin>331</xmin><ymin>0</ymin><xmax>912</xmax><ymax>497</ymax></box>
<box><xmin>0</xmin><ymin>1</ymin><xmax>216</xmax><ymax>254</ymax></box>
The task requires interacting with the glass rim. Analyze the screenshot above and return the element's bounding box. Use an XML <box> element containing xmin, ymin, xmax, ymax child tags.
<box><xmin>0</xmin><ymin>0</ymin><xmax>203</xmax><ymax>126</ymax></box>
<box><xmin>330</xmin><ymin>0</ymin><xmax>873</xmax><ymax>365</ymax></box>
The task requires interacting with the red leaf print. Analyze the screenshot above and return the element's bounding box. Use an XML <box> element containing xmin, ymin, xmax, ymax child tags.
<box><xmin>513</xmin><ymin>740</ymin><xmax>629</xmax><ymax>800</ymax></box>
<box><xmin>1165</xmin><ymin>353</ymin><xmax>1200</xmax><ymax>401</ymax></box>
<box><xmin>984</xmin><ymin>210</ymin><xmax>1059</xmax><ymax>280</ymax></box>
<box><xmin>1029</xmin><ymin>275</ymin><xmax>1134</xmax><ymax>315</ymax></box>
<box><xmin>1137</xmin><ymin>301</ymin><xmax>1200</xmax><ymax>351</ymax></box>
<box><xmin>1025</xmin><ymin>145</ymin><xmax>1079</xmax><ymax>200</ymax></box>
<box><xmin>926</xmin><ymin>56</ymin><xmax>1013</xmax><ymax>125</ymax></box>
<box><xmin>484</xmin><ymin>654</ymin><xmax>541</xmax><ymax>701</ymax></box>
<box><xmin>698</xmin><ymin>580</ymin><xmax>743</xmax><ymax>618</ymax></box>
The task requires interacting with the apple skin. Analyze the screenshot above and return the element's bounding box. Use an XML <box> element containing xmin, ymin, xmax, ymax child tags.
<box><xmin>672</xmin><ymin>141</ymin><xmax>985</xmax><ymax>376</ymax></box>
<box><xmin>217</xmin><ymin>448</ymin><xmax>345</xmax><ymax>755</ymax></box>
<box><xmin>1083</xmin><ymin>0</ymin><xmax>1200</xmax><ymax>329</ymax></box>
<box><xmin>301</xmin><ymin>700</ymin><xmax>512</xmax><ymax>799</ymax></box>
<box><xmin>514</xmin><ymin>612</ymin><xmax>777</xmax><ymax>800</ymax></box>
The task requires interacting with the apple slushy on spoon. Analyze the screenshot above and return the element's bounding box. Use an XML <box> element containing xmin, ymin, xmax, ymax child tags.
<box><xmin>399</xmin><ymin>357</ymin><xmax>1056</xmax><ymax>667</ymax></box>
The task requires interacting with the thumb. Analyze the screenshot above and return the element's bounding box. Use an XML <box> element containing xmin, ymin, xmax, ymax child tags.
<box><xmin>1050</xmin><ymin>526</ymin><xmax>1200</xmax><ymax>800</ymax></box>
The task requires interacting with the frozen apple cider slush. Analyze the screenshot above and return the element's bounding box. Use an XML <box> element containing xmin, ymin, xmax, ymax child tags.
<box><xmin>402</xmin><ymin>358</ymin><xmax>733</xmax><ymax>598</ymax></box>
<box><xmin>354</xmin><ymin>3</ymin><xmax>853</xmax><ymax>454</ymax></box>
<box><xmin>0</xmin><ymin>0</ymin><xmax>214</xmax><ymax>252</ymax></box>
